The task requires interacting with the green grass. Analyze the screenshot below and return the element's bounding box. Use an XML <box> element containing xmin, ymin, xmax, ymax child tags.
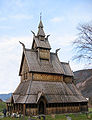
<box><xmin>89</xmin><ymin>107</ymin><xmax>92</xmax><ymax>112</ymax></box>
<box><xmin>0</xmin><ymin>113</ymin><xmax>92</xmax><ymax>120</ymax></box>
<box><xmin>0</xmin><ymin>116</ymin><xmax>28</xmax><ymax>120</ymax></box>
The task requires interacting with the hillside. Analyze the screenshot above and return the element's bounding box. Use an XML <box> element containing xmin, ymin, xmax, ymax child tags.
<box><xmin>74</xmin><ymin>69</ymin><xmax>92</xmax><ymax>98</ymax></box>
<box><xmin>0</xmin><ymin>93</ymin><xmax>12</xmax><ymax>101</ymax></box>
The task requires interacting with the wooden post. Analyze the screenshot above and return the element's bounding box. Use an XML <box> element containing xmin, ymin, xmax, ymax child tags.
<box><xmin>6</xmin><ymin>104</ymin><xmax>8</xmax><ymax>111</ymax></box>
<box><xmin>12</xmin><ymin>104</ymin><xmax>14</xmax><ymax>113</ymax></box>
<box><xmin>8</xmin><ymin>103</ymin><xmax>9</xmax><ymax>111</ymax></box>
<box><xmin>23</xmin><ymin>104</ymin><xmax>26</xmax><ymax>116</ymax></box>
<box><xmin>15</xmin><ymin>104</ymin><xmax>16</xmax><ymax>112</ymax></box>
<box><xmin>18</xmin><ymin>104</ymin><xmax>19</xmax><ymax>113</ymax></box>
<box><xmin>79</xmin><ymin>103</ymin><xmax>81</xmax><ymax>112</ymax></box>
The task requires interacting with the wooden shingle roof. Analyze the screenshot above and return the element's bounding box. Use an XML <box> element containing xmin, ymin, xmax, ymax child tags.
<box><xmin>19</xmin><ymin>49</ymin><xmax>74</xmax><ymax>76</ymax></box>
<box><xmin>61</xmin><ymin>62</ymin><xmax>74</xmax><ymax>76</ymax></box>
<box><xmin>32</xmin><ymin>37</ymin><xmax>51</xmax><ymax>49</ymax></box>
<box><xmin>12</xmin><ymin>80</ymin><xmax>87</xmax><ymax>104</ymax></box>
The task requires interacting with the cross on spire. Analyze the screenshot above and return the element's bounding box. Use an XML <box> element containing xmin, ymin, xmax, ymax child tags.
<box><xmin>40</xmin><ymin>12</ymin><xmax>42</xmax><ymax>21</ymax></box>
<box><xmin>37</xmin><ymin>13</ymin><xmax>45</xmax><ymax>37</ymax></box>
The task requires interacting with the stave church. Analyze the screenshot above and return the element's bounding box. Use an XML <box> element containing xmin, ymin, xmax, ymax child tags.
<box><xmin>6</xmin><ymin>18</ymin><xmax>88</xmax><ymax>116</ymax></box>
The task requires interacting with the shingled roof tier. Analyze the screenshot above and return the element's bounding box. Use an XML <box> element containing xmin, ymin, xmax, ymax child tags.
<box><xmin>19</xmin><ymin>49</ymin><xmax>74</xmax><ymax>76</ymax></box>
<box><xmin>32</xmin><ymin>37</ymin><xmax>51</xmax><ymax>49</ymax></box>
<box><xmin>10</xmin><ymin>80</ymin><xmax>87</xmax><ymax>104</ymax></box>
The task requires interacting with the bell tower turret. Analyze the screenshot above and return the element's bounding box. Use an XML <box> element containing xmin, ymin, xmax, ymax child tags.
<box><xmin>32</xmin><ymin>17</ymin><xmax>51</xmax><ymax>61</ymax></box>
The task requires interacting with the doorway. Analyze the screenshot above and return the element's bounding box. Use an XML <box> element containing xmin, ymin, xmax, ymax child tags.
<box><xmin>39</xmin><ymin>101</ymin><xmax>44</xmax><ymax>114</ymax></box>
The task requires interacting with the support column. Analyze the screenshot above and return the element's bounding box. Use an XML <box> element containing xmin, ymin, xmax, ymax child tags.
<box><xmin>12</xmin><ymin>104</ymin><xmax>14</xmax><ymax>113</ymax></box>
<box><xmin>11</xmin><ymin>103</ymin><xmax>13</xmax><ymax>113</ymax></box>
<box><xmin>9</xmin><ymin>103</ymin><xmax>10</xmax><ymax>112</ymax></box>
<box><xmin>23</xmin><ymin>104</ymin><xmax>26</xmax><ymax>116</ymax></box>
<box><xmin>6</xmin><ymin>103</ymin><xmax>8</xmax><ymax>111</ymax></box>
<box><xmin>18</xmin><ymin>104</ymin><xmax>19</xmax><ymax>113</ymax></box>
<box><xmin>79</xmin><ymin>103</ymin><xmax>81</xmax><ymax>112</ymax></box>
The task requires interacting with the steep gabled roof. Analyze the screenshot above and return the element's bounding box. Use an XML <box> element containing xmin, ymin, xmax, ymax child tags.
<box><xmin>32</xmin><ymin>37</ymin><xmax>51</xmax><ymax>49</ymax></box>
<box><xmin>61</xmin><ymin>62</ymin><xmax>74</xmax><ymax>76</ymax></box>
<box><xmin>19</xmin><ymin>49</ymin><xmax>74</xmax><ymax>76</ymax></box>
<box><xmin>19</xmin><ymin>49</ymin><xmax>64</xmax><ymax>75</ymax></box>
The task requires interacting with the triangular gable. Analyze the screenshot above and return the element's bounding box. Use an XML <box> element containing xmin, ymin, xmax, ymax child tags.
<box><xmin>32</xmin><ymin>39</ymin><xmax>37</xmax><ymax>50</ymax></box>
<box><xmin>36</xmin><ymin>92</ymin><xmax>48</xmax><ymax>103</ymax></box>
<box><xmin>10</xmin><ymin>96</ymin><xmax>14</xmax><ymax>103</ymax></box>
<box><xmin>19</xmin><ymin>50</ymin><xmax>29</xmax><ymax>76</ymax></box>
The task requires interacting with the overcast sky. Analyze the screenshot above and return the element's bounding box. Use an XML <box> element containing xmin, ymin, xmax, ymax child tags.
<box><xmin>0</xmin><ymin>0</ymin><xmax>92</xmax><ymax>94</ymax></box>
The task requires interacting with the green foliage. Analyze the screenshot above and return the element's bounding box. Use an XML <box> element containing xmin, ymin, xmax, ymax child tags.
<box><xmin>0</xmin><ymin>102</ymin><xmax>6</xmax><ymax>112</ymax></box>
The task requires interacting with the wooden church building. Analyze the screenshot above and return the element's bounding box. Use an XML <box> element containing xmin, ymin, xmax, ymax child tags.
<box><xmin>6</xmin><ymin>19</ymin><xmax>88</xmax><ymax>115</ymax></box>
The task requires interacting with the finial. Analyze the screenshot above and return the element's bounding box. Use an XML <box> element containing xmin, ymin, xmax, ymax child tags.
<box><xmin>31</xmin><ymin>30</ymin><xmax>35</xmax><ymax>36</ymax></box>
<box><xmin>19</xmin><ymin>41</ymin><xmax>25</xmax><ymax>50</ymax></box>
<box><xmin>40</xmin><ymin>12</ymin><xmax>42</xmax><ymax>21</ymax></box>
<box><xmin>45</xmin><ymin>34</ymin><xmax>50</xmax><ymax>40</ymax></box>
<box><xmin>55</xmin><ymin>48</ymin><xmax>61</xmax><ymax>54</ymax></box>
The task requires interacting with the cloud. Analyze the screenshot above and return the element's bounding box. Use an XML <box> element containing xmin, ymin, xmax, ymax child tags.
<box><xmin>70</xmin><ymin>62</ymin><xmax>85</xmax><ymax>72</ymax></box>
<box><xmin>0</xmin><ymin>36</ymin><xmax>32</xmax><ymax>50</ymax></box>
<box><xmin>10</xmin><ymin>14</ymin><xmax>33</xmax><ymax>20</ymax></box>
<box><xmin>0</xmin><ymin>35</ymin><xmax>33</xmax><ymax>93</ymax></box>
<box><xmin>0</xmin><ymin>26</ymin><xmax>12</xmax><ymax>29</ymax></box>
<box><xmin>15</xmin><ymin>0</ymin><xmax>24</xmax><ymax>8</ymax></box>
<box><xmin>0</xmin><ymin>17</ymin><xmax>7</xmax><ymax>21</ymax></box>
<box><xmin>0</xmin><ymin>14</ymin><xmax>33</xmax><ymax>22</ymax></box>
<box><xmin>51</xmin><ymin>17</ymin><xmax>64</xmax><ymax>23</ymax></box>
<box><xmin>50</xmin><ymin>34</ymin><xmax>76</xmax><ymax>49</ymax></box>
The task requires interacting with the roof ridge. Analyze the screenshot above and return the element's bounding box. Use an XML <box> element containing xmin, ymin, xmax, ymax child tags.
<box><xmin>50</xmin><ymin>52</ymin><xmax>56</xmax><ymax>54</ymax></box>
<box><xmin>25</xmin><ymin>48</ymin><xmax>37</xmax><ymax>52</ymax></box>
<box><xmin>61</xmin><ymin>62</ymin><xmax>69</xmax><ymax>64</ymax></box>
<box><xmin>25</xmin><ymin>80</ymin><xmax>33</xmax><ymax>103</ymax></box>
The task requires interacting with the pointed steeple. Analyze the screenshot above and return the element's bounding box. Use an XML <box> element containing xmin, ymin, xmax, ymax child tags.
<box><xmin>38</xmin><ymin>20</ymin><xmax>43</xmax><ymax>28</ymax></box>
<box><xmin>37</xmin><ymin>15</ymin><xmax>45</xmax><ymax>37</ymax></box>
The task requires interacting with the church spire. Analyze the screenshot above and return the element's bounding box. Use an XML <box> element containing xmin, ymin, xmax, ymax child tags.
<box><xmin>37</xmin><ymin>14</ymin><xmax>45</xmax><ymax>37</ymax></box>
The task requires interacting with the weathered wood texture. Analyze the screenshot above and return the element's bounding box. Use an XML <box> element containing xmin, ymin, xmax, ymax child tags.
<box><xmin>39</xmin><ymin>49</ymin><xmax>50</xmax><ymax>60</ymax></box>
<box><xmin>21</xmin><ymin>57</ymin><xmax>29</xmax><ymax>74</ymax></box>
<box><xmin>26</xmin><ymin>108</ymin><xmax>38</xmax><ymax>116</ymax></box>
<box><xmin>21</xmin><ymin>57</ymin><xmax>29</xmax><ymax>81</ymax></box>
<box><xmin>26</xmin><ymin>105</ymin><xmax>88</xmax><ymax>115</ymax></box>
<box><xmin>46</xmin><ymin>106</ymin><xmax>80</xmax><ymax>114</ymax></box>
<box><xmin>33</xmin><ymin>42</ymin><xmax>37</xmax><ymax>49</ymax></box>
<box><xmin>23</xmin><ymin>105</ymin><xmax>87</xmax><ymax>115</ymax></box>
<box><xmin>33</xmin><ymin>73</ymin><xmax>63</xmax><ymax>82</ymax></box>
<box><xmin>21</xmin><ymin>72</ymin><xmax>64</xmax><ymax>82</ymax></box>
<box><xmin>63</xmin><ymin>76</ymin><xmax>73</xmax><ymax>83</ymax></box>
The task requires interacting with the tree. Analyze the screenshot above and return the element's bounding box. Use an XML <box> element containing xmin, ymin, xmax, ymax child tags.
<box><xmin>73</xmin><ymin>22</ymin><xmax>92</xmax><ymax>63</ymax></box>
